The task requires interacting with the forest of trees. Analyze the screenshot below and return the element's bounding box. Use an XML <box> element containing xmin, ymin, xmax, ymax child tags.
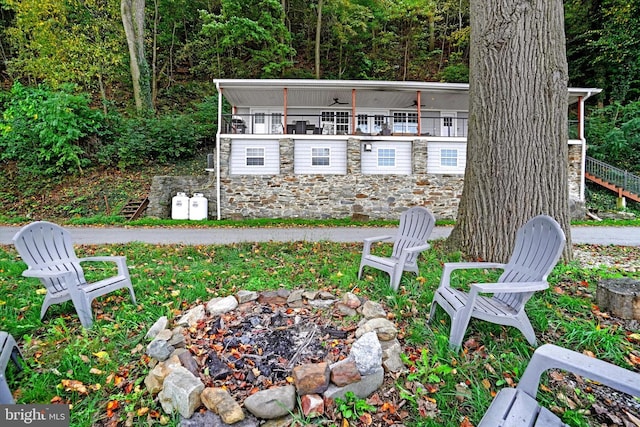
<box><xmin>1</xmin><ymin>0</ymin><xmax>639</xmax><ymax>176</ymax></box>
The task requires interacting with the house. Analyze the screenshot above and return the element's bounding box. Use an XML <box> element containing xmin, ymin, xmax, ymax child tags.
<box><xmin>147</xmin><ymin>79</ymin><xmax>601</xmax><ymax>220</ymax></box>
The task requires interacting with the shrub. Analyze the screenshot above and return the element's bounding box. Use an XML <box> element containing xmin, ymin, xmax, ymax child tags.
<box><xmin>0</xmin><ymin>82</ymin><xmax>104</xmax><ymax>176</ymax></box>
<box><xmin>97</xmin><ymin>114</ymin><xmax>201</xmax><ymax>168</ymax></box>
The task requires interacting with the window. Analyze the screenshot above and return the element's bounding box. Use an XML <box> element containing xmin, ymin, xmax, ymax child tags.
<box><xmin>321</xmin><ymin>110</ymin><xmax>350</xmax><ymax>134</ymax></box>
<box><xmin>441</xmin><ymin>149</ymin><xmax>458</xmax><ymax>167</ymax></box>
<box><xmin>393</xmin><ymin>112</ymin><xmax>418</xmax><ymax>133</ymax></box>
<box><xmin>312</xmin><ymin>147</ymin><xmax>330</xmax><ymax>166</ymax></box>
<box><xmin>357</xmin><ymin>114</ymin><xmax>368</xmax><ymax>133</ymax></box>
<box><xmin>246</xmin><ymin>148</ymin><xmax>265</xmax><ymax>166</ymax></box>
<box><xmin>378</xmin><ymin>148</ymin><xmax>396</xmax><ymax>167</ymax></box>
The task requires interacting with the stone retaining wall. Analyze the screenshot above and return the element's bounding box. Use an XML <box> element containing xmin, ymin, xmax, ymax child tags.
<box><xmin>147</xmin><ymin>138</ymin><xmax>585</xmax><ymax>220</ymax></box>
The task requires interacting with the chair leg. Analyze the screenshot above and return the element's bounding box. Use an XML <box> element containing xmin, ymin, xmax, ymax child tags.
<box><xmin>390</xmin><ymin>268</ymin><xmax>403</xmax><ymax>292</ymax></box>
<box><xmin>515</xmin><ymin>312</ymin><xmax>537</xmax><ymax>346</ymax></box>
<box><xmin>448</xmin><ymin>308</ymin><xmax>473</xmax><ymax>350</ymax></box>
<box><xmin>0</xmin><ymin>375</ymin><xmax>14</xmax><ymax>404</ymax></box>
<box><xmin>428</xmin><ymin>297</ymin><xmax>438</xmax><ymax>323</ymax></box>
<box><xmin>358</xmin><ymin>261</ymin><xmax>365</xmax><ymax>279</ymax></box>
<box><xmin>127</xmin><ymin>285</ymin><xmax>137</xmax><ymax>305</ymax></box>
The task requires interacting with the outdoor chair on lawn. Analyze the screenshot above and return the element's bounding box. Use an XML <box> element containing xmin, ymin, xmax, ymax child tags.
<box><xmin>12</xmin><ymin>221</ymin><xmax>137</xmax><ymax>329</ymax></box>
<box><xmin>358</xmin><ymin>206</ymin><xmax>436</xmax><ymax>291</ymax></box>
<box><xmin>0</xmin><ymin>331</ymin><xmax>24</xmax><ymax>404</ymax></box>
<box><xmin>478</xmin><ymin>343</ymin><xmax>640</xmax><ymax>426</ymax></box>
<box><xmin>428</xmin><ymin>215</ymin><xmax>565</xmax><ymax>350</ymax></box>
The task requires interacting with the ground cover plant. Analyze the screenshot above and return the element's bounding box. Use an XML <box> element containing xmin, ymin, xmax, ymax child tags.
<box><xmin>0</xmin><ymin>240</ymin><xmax>639</xmax><ymax>427</ymax></box>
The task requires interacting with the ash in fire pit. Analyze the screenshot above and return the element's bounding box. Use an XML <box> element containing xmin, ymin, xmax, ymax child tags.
<box><xmin>204</xmin><ymin>307</ymin><xmax>339</xmax><ymax>386</ymax></box>
<box><xmin>144</xmin><ymin>289</ymin><xmax>404</xmax><ymax>423</ymax></box>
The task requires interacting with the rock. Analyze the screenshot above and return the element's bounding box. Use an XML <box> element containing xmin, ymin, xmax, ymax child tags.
<box><xmin>145</xmin><ymin>355</ymin><xmax>182</xmax><ymax>394</ymax></box>
<box><xmin>301</xmin><ymin>394</ymin><xmax>324</xmax><ymax>417</ymax></box>
<box><xmin>309</xmin><ymin>299</ymin><xmax>335</xmax><ymax>309</ymax></box>
<box><xmin>292</xmin><ymin>362</ymin><xmax>330</xmax><ymax>395</ymax></box>
<box><xmin>350</xmin><ymin>331</ymin><xmax>382</xmax><ymax>375</ymax></box>
<box><xmin>286</xmin><ymin>289</ymin><xmax>305</xmax><ymax>304</ymax></box>
<box><xmin>156</xmin><ymin>329</ymin><xmax>173</xmax><ymax>341</ymax></box>
<box><xmin>380</xmin><ymin>339</ymin><xmax>404</xmax><ymax>372</ymax></box>
<box><xmin>334</xmin><ymin>303</ymin><xmax>358</xmax><ymax>317</ymax></box>
<box><xmin>201</xmin><ymin>387</ymin><xmax>245</xmax><ymax>424</ymax></box>
<box><xmin>168</xmin><ymin>330</ymin><xmax>186</xmax><ymax>348</ymax></box>
<box><xmin>317</xmin><ymin>291</ymin><xmax>335</xmax><ymax>300</ymax></box>
<box><xmin>258</xmin><ymin>290</ymin><xmax>290</xmax><ymax>305</ymax></box>
<box><xmin>260</xmin><ymin>415</ymin><xmax>295</xmax><ymax>427</ymax></box>
<box><xmin>177</xmin><ymin>305</ymin><xmax>206</xmax><ymax>327</ymax></box>
<box><xmin>206</xmin><ymin>295</ymin><xmax>239</xmax><ymax>316</ymax></box>
<box><xmin>146</xmin><ymin>316</ymin><xmax>169</xmax><ymax>339</ymax></box>
<box><xmin>243</xmin><ymin>385</ymin><xmax>296</xmax><ymax>419</ymax></box>
<box><xmin>179</xmin><ymin>411</ymin><xmax>259</xmax><ymax>427</ymax></box>
<box><xmin>330</xmin><ymin>359</ymin><xmax>361</xmax><ymax>386</ymax></box>
<box><xmin>178</xmin><ymin>351</ymin><xmax>200</xmax><ymax>377</ymax></box>
<box><xmin>361</xmin><ymin>300</ymin><xmax>387</xmax><ymax>319</ymax></box>
<box><xmin>324</xmin><ymin>367</ymin><xmax>385</xmax><ymax>400</ymax></box>
<box><xmin>356</xmin><ymin>317</ymin><xmax>398</xmax><ymax>341</ymax></box>
<box><xmin>302</xmin><ymin>291</ymin><xmax>319</xmax><ymax>300</ymax></box>
<box><xmin>236</xmin><ymin>290</ymin><xmax>259</xmax><ymax>304</ymax></box>
<box><xmin>341</xmin><ymin>292</ymin><xmax>361</xmax><ymax>309</ymax></box>
<box><xmin>158</xmin><ymin>366</ymin><xmax>205</xmax><ymax>418</ymax></box>
<box><xmin>147</xmin><ymin>338</ymin><xmax>175</xmax><ymax>362</ymax></box>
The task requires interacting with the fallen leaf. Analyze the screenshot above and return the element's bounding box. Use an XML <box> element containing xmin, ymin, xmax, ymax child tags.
<box><xmin>60</xmin><ymin>379</ymin><xmax>88</xmax><ymax>395</ymax></box>
<box><xmin>93</xmin><ymin>351</ymin><xmax>110</xmax><ymax>360</ymax></box>
<box><xmin>481</xmin><ymin>379</ymin><xmax>491</xmax><ymax>390</ymax></box>
<box><xmin>137</xmin><ymin>407</ymin><xmax>149</xmax><ymax>417</ymax></box>
<box><xmin>359</xmin><ymin>413</ymin><xmax>373</xmax><ymax>425</ymax></box>
<box><xmin>460</xmin><ymin>416</ymin><xmax>475</xmax><ymax>427</ymax></box>
<box><xmin>628</xmin><ymin>353</ymin><xmax>640</xmax><ymax>366</ymax></box>
<box><xmin>89</xmin><ymin>368</ymin><xmax>103</xmax><ymax>375</ymax></box>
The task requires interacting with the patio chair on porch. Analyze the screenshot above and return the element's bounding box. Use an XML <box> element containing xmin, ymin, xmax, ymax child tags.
<box><xmin>12</xmin><ymin>221</ymin><xmax>137</xmax><ymax>329</ymax></box>
<box><xmin>428</xmin><ymin>215</ymin><xmax>565</xmax><ymax>350</ymax></box>
<box><xmin>358</xmin><ymin>206</ymin><xmax>436</xmax><ymax>291</ymax></box>
<box><xmin>479</xmin><ymin>344</ymin><xmax>640</xmax><ymax>426</ymax></box>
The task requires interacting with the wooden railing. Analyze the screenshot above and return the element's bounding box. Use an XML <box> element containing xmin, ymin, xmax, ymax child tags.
<box><xmin>585</xmin><ymin>156</ymin><xmax>640</xmax><ymax>202</ymax></box>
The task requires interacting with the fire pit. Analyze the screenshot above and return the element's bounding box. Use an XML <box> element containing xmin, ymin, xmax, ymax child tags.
<box><xmin>143</xmin><ymin>288</ymin><xmax>404</xmax><ymax>424</ymax></box>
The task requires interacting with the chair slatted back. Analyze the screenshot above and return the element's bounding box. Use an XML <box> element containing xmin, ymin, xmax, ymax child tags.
<box><xmin>391</xmin><ymin>207</ymin><xmax>436</xmax><ymax>263</ymax></box>
<box><xmin>12</xmin><ymin>221</ymin><xmax>86</xmax><ymax>294</ymax></box>
<box><xmin>495</xmin><ymin>215</ymin><xmax>566</xmax><ymax>310</ymax></box>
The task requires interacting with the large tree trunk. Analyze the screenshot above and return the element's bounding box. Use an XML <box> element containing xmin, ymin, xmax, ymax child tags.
<box><xmin>447</xmin><ymin>0</ymin><xmax>572</xmax><ymax>262</ymax></box>
<box><xmin>314</xmin><ymin>0</ymin><xmax>323</xmax><ymax>79</ymax></box>
<box><xmin>121</xmin><ymin>0</ymin><xmax>153</xmax><ymax>112</ymax></box>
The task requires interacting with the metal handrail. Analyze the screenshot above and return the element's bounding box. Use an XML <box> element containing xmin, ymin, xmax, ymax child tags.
<box><xmin>586</xmin><ymin>156</ymin><xmax>640</xmax><ymax>196</ymax></box>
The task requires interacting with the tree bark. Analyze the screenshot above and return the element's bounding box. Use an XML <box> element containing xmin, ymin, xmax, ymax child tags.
<box><xmin>447</xmin><ymin>0</ymin><xmax>572</xmax><ymax>262</ymax></box>
<box><xmin>314</xmin><ymin>0</ymin><xmax>323</xmax><ymax>79</ymax></box>
<box><xmin>121</xmin><ymin>0</ymin><xmax>153</xmax><ymax>112</ymax></box>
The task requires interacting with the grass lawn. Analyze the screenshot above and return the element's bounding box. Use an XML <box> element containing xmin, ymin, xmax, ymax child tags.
<box><xmin>0</xmin><ymin>239</ymin><xmax>639</xmax><ymax>426</ymax></box>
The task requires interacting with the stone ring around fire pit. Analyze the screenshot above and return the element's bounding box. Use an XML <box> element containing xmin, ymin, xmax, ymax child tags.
<box><xmin>143</xmin><ymin>288</ymin><xmax>405</xmax><ymax>425</ymax></box>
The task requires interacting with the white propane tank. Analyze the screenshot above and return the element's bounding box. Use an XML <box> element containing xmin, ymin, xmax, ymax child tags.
<box><xmin>171</xmin><ymin>192</ymin><xmax>190</xmax><ymax>219</ymax></box>
<box><xmin>189</xmin><ymin>193</ymin><xmax>208</xmax><ymax>220</ymax></box>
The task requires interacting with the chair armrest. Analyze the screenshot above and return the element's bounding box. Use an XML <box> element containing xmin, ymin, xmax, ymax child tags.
<box><xmin>439</xmin><ymin>262</ymin><xmax>507</xmax><ymax>288</ymax></box>
<box><xmin>79</xmin><ymin>256</ymin><xmax>129</xmax><ymax>275</ymax></box>
<box><xmin>471</xmin><ymin>281</ymin><xmax>549</xmax><ymax>294</ymax></box>
<box><xmin>404</xmin><ymin>243</ymin><xmax>431</xmax><ymax>254</ymax></box>
<box><xmin>22</xmin><ymin>269</ymin><xmax>75</xmax><ymax>280</ymax></box>
<box><xmin>517</xmin><ymin>344</ymin><xmax>640</xmax><ymax>398</ymax></box>
<box><xmin>362</xmin><ymin>235</ymin><xmax>393</xmax><ymax>255</ymax></box>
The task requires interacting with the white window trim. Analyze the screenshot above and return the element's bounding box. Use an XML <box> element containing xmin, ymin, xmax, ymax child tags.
<box><xmin>440</xmin><ymin>148</ymin><xmax>458</xmax><ymax>167</ymax></box>
<box><xmin>377</xmin><ymin>147</ymin><xmax>396</xmax><ymax>167</ymax></box>
<box><xmin>245</xmin><ymin>147</ymin><xmax>265</xmax><ymax>166</ymax></box>
<box><xmin>311</xmin><ymin>147</ymin><xmax>331</xmax><ymax>167</ymax></box>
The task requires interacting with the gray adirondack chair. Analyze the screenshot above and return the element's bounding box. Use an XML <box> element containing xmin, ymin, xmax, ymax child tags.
<box><xmin>0</xmin><ymin>332</ymin><xmax>23</xmax><ymax>404</ymax></box>
<box><xmin>428</xmin><ymin>215</ymin><xmax>565</xmax><ymax>350</ymax></box>
<box><xmin>358</xmin><ymin>206</ymin><xmax>436</xmax><ymax>291</ymax></box>
<box><xmin>12</xmin><ymin>221</ymin><xmax>136</xmax><ymax>329</ymax></box>
<box><xmin>479</xmin><ymin>343</ymin><xmax>640</xmax><ymax>426</ymax></box>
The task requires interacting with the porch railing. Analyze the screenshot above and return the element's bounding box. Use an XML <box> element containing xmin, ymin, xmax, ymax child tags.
<box><xmin>585</xmin><ymin>156</ymin><xmax>640</xmax><ymax>202</ymax></box>
<box><xmin>221</xmin><ymin>113</ymin><xmax>468</xmax><ymax>137</ymax></box>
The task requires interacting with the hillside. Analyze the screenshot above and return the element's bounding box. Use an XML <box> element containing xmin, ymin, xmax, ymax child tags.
<box><xmin>0</xmin><ymin>158</ymin><xmax>204</xmax><ymax>222</ymax></box>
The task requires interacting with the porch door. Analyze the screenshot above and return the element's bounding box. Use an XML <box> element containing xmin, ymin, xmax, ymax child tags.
<box><xmin>252</xmin><ymin>110</ymin><xmax>284</xmax><ymax>134</ymax></box>
<box><xmin>441</xmin><ymin>111</ymin><xmax>457</xmax><ymax>137</ymax></box>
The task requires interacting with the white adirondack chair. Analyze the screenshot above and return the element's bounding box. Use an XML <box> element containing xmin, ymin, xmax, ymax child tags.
<box><xmin>0</xmin><ymin>332</ymin><xmax>23</xmax><ymax>404</ymax></box>
<box><xmin>479</xmin><ymin>344</ymin><xmax>640</xmax><ymax>426</ymax></box>
<box><xmin>429</xmin><ymin>215</ymin><xmax>566</xmax><ymax>350</ymax></box>
<box><xmin>358</xmin><ymin>206</ymin><xmax>436</xmax><ymax>291</ymax></box>
<box><xmin>12</xmin><ymin>221</ymin><xmax>136</xmax><ymax>329</ymax></box>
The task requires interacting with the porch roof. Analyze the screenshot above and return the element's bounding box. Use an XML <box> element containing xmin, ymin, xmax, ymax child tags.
<box><xmin>214</xmin><ymin>79</ymin><xmax>601</xmax><ymax>109</ymax></box>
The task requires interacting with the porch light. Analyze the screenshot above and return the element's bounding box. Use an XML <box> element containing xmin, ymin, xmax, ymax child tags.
<box><xmin>363</xmin><ymin>143</ymin><xmax>373</xmax><ymax>152</ymax></box>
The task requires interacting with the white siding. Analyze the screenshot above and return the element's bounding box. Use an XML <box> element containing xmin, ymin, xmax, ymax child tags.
<box><xmin>361</xmin><ymin>142</ymin><xmax>412</xmax><ymax>175</ymax></box>
<box><xmin>294</xmin><ymin>140</ymin><xmax>347</xmax><ymax>174</ymax></box>
<box><xmin>427</xmin><ymin>141</ymin><xmax>467</xmax><ymax>174</ymax></box>
<box><xmin>230</xmin><ymin>140</ymin><xmax>280</xmax><ymax>175</ymax></box>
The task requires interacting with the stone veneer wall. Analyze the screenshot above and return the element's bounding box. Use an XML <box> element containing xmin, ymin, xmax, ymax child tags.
<box><xmin>147</xmin><ymin>138</ymin><xmax>585</xmax><ymax>220</ymax></box>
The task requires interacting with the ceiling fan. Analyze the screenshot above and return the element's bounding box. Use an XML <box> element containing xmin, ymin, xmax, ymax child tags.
<box><xmin>328</xmin><ymin>97</ymin><xmax>349</xmax><ymax>106</ymax></box>
<box><xmin>404</xmin><ymin>100</ymin><xmax>425</xmax><ymax>108</ymax></box>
